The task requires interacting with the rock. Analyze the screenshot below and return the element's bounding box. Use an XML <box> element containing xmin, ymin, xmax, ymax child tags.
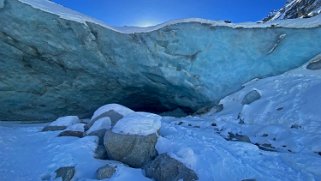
<box><xmin>58</xmin><ymin>130</ymin><xmax>84</xmax><ymax>138</ymax></box>
<box><xmin>227</xmin><ymin>132</ymin><xmax>251</xmax><ymax>143</ymax></box>
<box><xmin>86</xmin><ymin>104</ymin><xmax>132</xmax><ymax>130</ymax></box>
<box><xmin>241</xmin><ymin>90</ymin><xmax>261</xmax><ymax>105</ymax></box>
<box><xmin>55</xmin><ymin>166</ymin><xmax>75</xmax><ymax>181</ymax></box>
<box><xmin>42</xmin><ymin>126</ymin><xmax>66</xmax><ymax>132</ymax></box>
<box><xmin>96</xmin><ymin>164</ymin><xmax>116</xmax><ymax>180</ymax></box>
<box><xmin>242</xmin><ymin>179</ymin><xmax>256</xmax><ymax>181</ymax></box>
<box><xmin>86</xmin><ymin>117</ymin><xmax>111</xmax><ymax>134</ymax></box>
<box><xmin>306</xmin><ymin>55</ymin><xmax>321</xmax><ymax>70</ymax></box>
<box><xmin>144</xmin><ymin>154</ymin><xmax>198</xmax><ymax>181</ymax></box>
<box><xmin>88</xmin><ymin>129</ymin><xmax>107</xmax><ymax>145</ymax></box>
<box><xmin>49</xmin><ymin>116</ymin><xmax>81</xmax><ymax>127</ymax></box>
<box><xmin>94</xmin><ymin>145</ymin><xmax>108</xmax><ymax>160</ymax></box>
<box><xmin>104</xmin><ymin>130</ymin><xmax>158</xmax><ymax>168</ymax></box>
<box><xmin>1</xmin><ymin>0</ymin><xmax>321</xmax><ymax>121</ymax></box>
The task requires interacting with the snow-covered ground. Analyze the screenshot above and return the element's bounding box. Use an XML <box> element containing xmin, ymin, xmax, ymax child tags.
<box><xmin>1</xmin><ymin>61</ymin><xmax>321</xmax><ymax>180</ymax></box>
<box><xmin>0</xmin><ymin>123</ymin><xmax>150</xmax><ymax>181</ymax></box>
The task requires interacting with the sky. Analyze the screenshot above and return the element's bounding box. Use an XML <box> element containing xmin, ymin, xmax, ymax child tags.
<box><xmin>52</xmin><ymin>0</ymin><xmax>286</xmax><ymax>27</ymax></box>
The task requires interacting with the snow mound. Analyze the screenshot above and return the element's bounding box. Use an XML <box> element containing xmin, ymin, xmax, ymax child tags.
<box><xmin>49</xmin><ymin>116</ymin><xmax>80</xmax><ymax>127</ymax></box>
<box><xmin>87</xmin><ymin>117</ymin><xmax>111</xmax><ymax>134</ymax></box>
<box><xmin>66</xmin><ymin>123</ymin><xmax>85</xmax><ymax>132</ymax></box>
<box><xmin>112</xmin><ymin>112</ymin><xmax>161</xmax><ymax>136</ymax></box>
<box><xmin>91</xmin><ymin>104</ymin><xmax>134</xmax><ymax>121</ymax></box>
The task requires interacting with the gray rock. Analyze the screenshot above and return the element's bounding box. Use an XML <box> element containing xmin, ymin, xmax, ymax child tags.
<box><xmin>88</xmin><ymin>129</ymin><xmax>107</xmax><ymax>145</ymax></box>
<box><xmin>307</xmin><ymin>56</ymin><xmax>321</xmax><ymax>70</ymax></box>
<box><xmin>58</xmin><ymin>130</ymin><xmax>84</xmax><ymax>138</ymax></box>
<box><xmin>96</xmin><ymin>164</ymin><xmax>116</xmax><ymax>180</ymax></box>
<box><xmin>241</xmin><ymin>90</ymin><xmax>261</xmax><ymax>105</ymax></box>
<box><xmin>104</xmin><ymin>130</ymin><xmax>158</xmax><ymax>168</ymax></box>
<box><xmin>94</xmin><ymin>145</ymin><xmax>108</xmax><ymax>160</ymax></box>
<box><xmin>86</xmin><ymin>110</ymin><xmax>123</xmax><ymax>130</ymax></box>
<box><xmin>55</xmin><ymin>166</ymin><xmax>75</xmax><ymax>181</ymax></box>
<box><xmin>144</xmin><ymin>154</ymin><xmax>198</xmax><ymax>181</ymax></box>
<box><xmin>42</xmin><ymin>126</ymin><xmax>66</xmax><ymax>132</ymax></box>
<box><xmin>1</xmin><ymin>0</ymin><xmax>321</xmax><ymax>121</ymax></box>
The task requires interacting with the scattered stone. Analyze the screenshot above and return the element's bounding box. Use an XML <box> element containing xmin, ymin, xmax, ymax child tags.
<box><xmin>224</xmin><ymin>20</ymin><xmax>232</xmax><ymax>23</ymax></box>
<box><xmin>188</xmin><ymin>124</ymin><xmax>192</xmax><ymax>127</ymax></box>
<box><xmin>241</xmin><ymin>90</ymin><xmax>261</xmax><ymax>105</ymax></box>
<box><xmin>94</xmin><ymin>145</ymin><xmax>108</xmax><ymax>160</ymax></box>
<box><xmin>55</xmin><ymin>166</ymin><xmax>75</xmax><ymax>181</ymax></box>
<box><xmin>144</xmin><ymin>154</ymin><xmax>198</xmax><ymax>181</ymax></box>
<box><xmin>307</xmin><ymin>55</ymin><xmax>321</xmax><ymax>70</ymax></box>
<box><xmin>96</xmin><ymin>164</ymin><xmax>116</xmax><ymax>180</ymax></box>
<box><xmin>58</xmin><ymin>130</ymin><xmax>84</xmax><ymax>138</ymax></box>
<box><xmin>262</xmin><ymin>133</ymin><xmax>269</xmax><ymax>137</ymax></box>
<box><xmin>177</xmin><ymin>122</ymin><xmax>184</xmax><ymax>125</ymax></box>
<box><xmin>255</xmin><ymin>143</ymin><xmax>276</xmax><ymax>152</ymax></box>
<box><xmin>290</xmin><ymin>124</ymin><xmax>302</xmax><ymax>129</ymax></box>
<box><xmin>276</xmin><ymin>107</ymin><xmax>284</xmax><ymax>111</ymax></box>
<box><xmin>242</xmin><ymin>179</ymin><xmax>256</xmax><ymax>181</ymax></box>
<box><xmin>104</xmin><ymin>130</ymin><xmax>158</xmax><ymax>168</ymax></box>
<box><xmin>193</xmin><ymin>126</ymin><xmax>200</xmax><ymax>128</ymax></box>
<box><xmin>42</xmin><ymin>126</ymin><xmax>66</xmax><ymax>132</ymax></box>
<box><xmin>211</xmin><ymin>123</ymin><xmax>217</xmax><ymax>127</ymax></box>
<box><xmin>228</xmin><ymin>133</ymin><xmax>251</xmax><ymax>143</ymax></box>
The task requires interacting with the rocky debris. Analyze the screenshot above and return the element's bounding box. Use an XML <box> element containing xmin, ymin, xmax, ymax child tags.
<box><xmin>58</xmin><ymin>130</ymin><xmax>84</xmax><ymax>138</ymax></box>
<box><xmin>144</xmin><ymin>154</ymin><xmax>198</xmax><ymax>181</ymax></box>
<box><xmin>55</xmin><ymin>166</ymin><xmax>75</xmax><ymax>181</ymax></box>
<box><xmin>241</xmin><ymin>90</ymin><xmax>261</xmax><ymax>105</ymax></box>
<box><xmin>306</xmin><ymin>55</ymin><xmax>321</xmax><ymax>70</ymax></box>
<box><xmin>42</xmin><ymin>126</ymin><xmax>66</xmax><ymax>132</ymax></box>
<box><xmin>94</xmin><ymin>145</ymin><xmax>108</xmax><ymax>160</ymax></box>
<box><xmin>255</xmin><ymin>143</ymin><xmax>277</xmax><ymax>152</ymax></box>
<box><xmin>104</xmin><ymin>130</ymin><xmax>158</xmax><ymax>168</ymax></box>
<box><xmin>96</xmin><ymin>164</ymin><xmax>116</xmax><ymax>180</ymax></box>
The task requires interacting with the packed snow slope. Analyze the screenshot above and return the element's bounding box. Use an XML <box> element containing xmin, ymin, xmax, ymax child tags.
<box><xmin>1</xmin><ymin>0</ymin><xmax>321</xmax><ymax>121</ymax></box>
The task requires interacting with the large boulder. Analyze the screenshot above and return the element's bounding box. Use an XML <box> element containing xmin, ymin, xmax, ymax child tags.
<box><xmin>241</xmin><ymin>90</ymin><xmax>261</xmax><ymax>105</ymax></box>
<box><xmin>144</xmin><ymin>154</ymin><xmax>198</xmax><ymax>181</ymax></box>
<box><xmin>104</xmin><ymin>112</ymin><xmax>161</xmax><ymax>168</ymax></box>
<box><xmin>42</xmin><ymin>116</ymin><xmax>80</xmax><ymax>131</ymax></box>
<box><xmin>1</xmin><ymin>0</ymin><xmax>321</xmax><ymax>121</ymax></box>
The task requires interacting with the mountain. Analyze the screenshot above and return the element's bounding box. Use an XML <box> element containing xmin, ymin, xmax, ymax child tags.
<box><xmin>264</xmin><ymin>0</ymin><xmax>321</xmax><ymax>21</ymax></box>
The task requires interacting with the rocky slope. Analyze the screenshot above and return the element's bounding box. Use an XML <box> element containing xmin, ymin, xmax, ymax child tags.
<box><xmin>264</xmin><ymin>0</ymin><xmax>321</xmax><ymax>21</ymax></box>
<box><xmin>1</xmin><ymin>0</ymin><xmax>321</xmax><ymax>121</ymax></box>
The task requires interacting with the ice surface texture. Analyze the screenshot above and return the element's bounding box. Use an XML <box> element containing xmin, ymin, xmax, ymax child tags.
<box><xmin>1</xmin><ymin>0</ymin><xmax>321</xmax><ymax>120</ymax></box>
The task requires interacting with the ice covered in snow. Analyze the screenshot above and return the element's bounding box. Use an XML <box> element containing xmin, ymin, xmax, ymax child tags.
<box><xmin>49</xmin><ymin>116</ymin><xmax>80</xmax><ymax>127</ymax></box>
<box><xmin>91</xmin><ymin>104</ymin><xmax>134</xmax><ymax>121</ymax></box>
<box><xmin>86</xmin><ymin>117</ymin><xmax>111</xmax><ymax>134</ymax></box>
<box><xmin>112</xmin><ymin>112</ymin><xmax>161</xmax><ymax>136</ymax></box>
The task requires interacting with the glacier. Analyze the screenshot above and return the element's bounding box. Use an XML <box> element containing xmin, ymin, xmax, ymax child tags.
<box><xmin>1</xmin><ymin>0</ymin><xmax>321</xmax><ymax>121</ymax></box>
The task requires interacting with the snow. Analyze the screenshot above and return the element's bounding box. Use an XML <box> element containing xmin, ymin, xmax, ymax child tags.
<box><xmin>49</xmin><ymin>116</ymin><xmax>80</xmax><ymax>127</ymax></box>
<box><xmin>0</xmin><ymin>122</ymin><xmax>149</xmax><ymax>181</ymax></box>
<box><xmin>112</xmin><ymin>112</ymin><xmax>161</xmax><ymax>136</ymax></box>
<box><xmin>91</xmin><ymin>104</ymin><xmax>134</xmax><ymax>121</ymax></box>
<box><xmin>66</xmin><ymin>123</ymin><xmax>85</xmax><ymax>132</ymax></box>
<box><xmin>19</xmin><ymin>0</ymin><xmax>321</xmax><ymax>34</ymax></box>
<box><xmin>86</xmin><ymin>117</ymin><xmax>111</xmax><ymax>134</ymax></box>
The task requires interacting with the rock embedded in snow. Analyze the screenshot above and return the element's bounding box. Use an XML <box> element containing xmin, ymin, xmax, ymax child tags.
<box><xmin>144</xmin><ymin>154</ymin><xmax>198</xmax><ymax>181</ymax></box>
<box><xmin>58</xmin><ymin>130</ymin><xmax>84</xmax><ymax>138</ymax></box>
<box><xmin>42</xmin><ymin>125</ymin><xmax>66</xmax><ymax>132</ymax></box>
<box><xmin>104</xmin><ymin>130</ymin><xmax>158</xmax><ymax>168</ymax></box>
<box><xmin>112</xmin><ymin>112</ymin><xmax>161</xmax><ymax>136</ymax></box>
<box><xmin>88</xmin><ymin>129</ymin><xmax>107</xmax><ymax>145</ymax></box>
<box><xmin>307</xmin><ymin>55</ymin><xmax>321</xmax><ymax>70</ymax></box>
<box><xmin>96</xmin><ymin>164</ymin><xmax>116</xmax><ymax>180</ymax></box>
<box><xmin>94</xmin><ymin>145</ymin><xmax>108</xmax><ymax>160</ymax></box>
<box><xmin>86</xmin><ymin>117</ymin><xmax>111</xmax><ymax>134</ymax></box>
<box><xmin>49</xmin><ymin>116</ymin><xmax>81</xmax><ymax>127</ymax></box>
<box><xmin>241</xmin><ymin>90</ymin><xmax>261</xmax><ymax>105</ymax></box>
<box><xmin>2</xmin><ymin>0</ymin><xmax>321</xmax><ymax>121</ymax></box>
<box><xmin>55</xmin><ymin>166</ymin><xmax>75</xmax><ymax>181</ymax></box>
<box><xmin>86</xmin><ymin>104</ymin><xmax>132</xmax><ymax>130</ymax></box>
